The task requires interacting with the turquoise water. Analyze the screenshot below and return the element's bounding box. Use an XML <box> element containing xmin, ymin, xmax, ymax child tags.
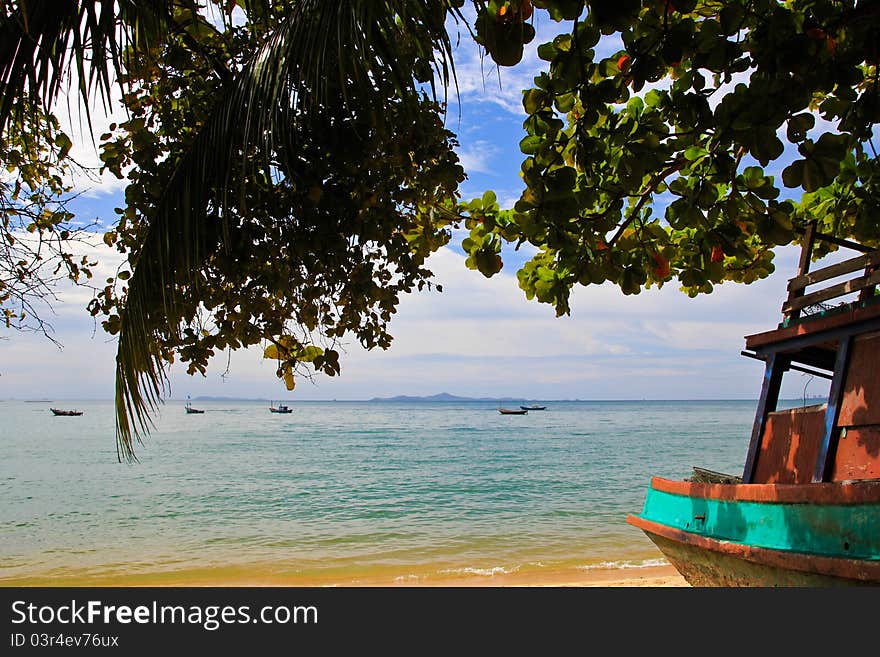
<box><xmin>0</xmin><ymin>399</ymin><xmax>774</xmax><ymax>584</ymax></box>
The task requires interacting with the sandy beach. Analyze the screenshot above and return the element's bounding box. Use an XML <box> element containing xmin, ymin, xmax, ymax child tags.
<box><xmin>2</xmin><ymin>563</ymin><xmax>689</xmax><ymax>588</ymax></box>
<box><xmin>388</xmin><ymin>564</ymin><xmax>689</xmax><ymax>587</ymax></box>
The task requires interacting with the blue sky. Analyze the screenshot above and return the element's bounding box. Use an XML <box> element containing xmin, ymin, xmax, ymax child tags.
<box><xmin>0</xmin><ymin>11</ymin><xmax>840</xmax><ymax>403</ymax></box>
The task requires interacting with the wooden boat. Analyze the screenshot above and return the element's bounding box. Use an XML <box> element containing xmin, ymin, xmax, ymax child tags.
<box><xmin>498</xmin><ymin>408</ymin><xmax>528</xmax><ymax>415</ymax></box>
<box><xmin>628</xmin><ymin>226</ymin><xmax>880</xmax><ymax>586</ymax></box>
<box><xmin>520</xmin><ymin>405</ymin><xmax>546</xmax><ymax>411</ymax></box>
<box><xmin>50</xmin><ymin>408</ymin><xmax>83</xmax><ymax>416</ymax></box>
<box><xmin>185</xmin><ymin>401</ymin><xmax>204</xmax><ymax>414</ymax></box>
<box><xmin>269</xmin><ymin>402</ymin><xmax>292</xmax><ymax>414</ymax></box>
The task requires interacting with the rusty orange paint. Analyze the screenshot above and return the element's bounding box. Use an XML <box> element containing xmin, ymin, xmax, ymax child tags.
<box><xmin>649</xmin><ymin>476</ymin><xmax>880</xmax><ymax>504</ymax></box>
<box><xmin>745</xmin><ymin>302</ymin><xmax>880</xmax><ymax>350</ymax></box>
<box><xmin>833</xmin><ymin>426</ymin><xmax>880</xmax><ymax>481</ymax></box>
<box><xmin>838</xmin><ymin>331</ymin><xmax>880</xmax><ymax>426</ymax></box>
<box><xmin>752</xmin><ymin>406</ymin><xmax>825</xmax><ymax>484</ymax></box>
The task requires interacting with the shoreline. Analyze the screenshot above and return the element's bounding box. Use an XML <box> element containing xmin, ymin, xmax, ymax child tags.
<box><xmin>380</xmin><ymin>564</ymin><xmax>688</xmax><ymax>587</ymax></box>
<box><xmin>1</xmin><ymin>563</ymin><xmax>688</xmax><ymax>588</ymax></box>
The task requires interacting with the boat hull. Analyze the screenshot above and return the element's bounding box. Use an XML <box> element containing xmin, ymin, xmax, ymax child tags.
<box><xmin>50</xmin><ymin>408</ymin><xmax>82</xmax><ymax>416</ymax></box>
<box><xmin>628</xmin><ymin>477</ymin><xmax>880</xmax><ymax>586</ymax></box>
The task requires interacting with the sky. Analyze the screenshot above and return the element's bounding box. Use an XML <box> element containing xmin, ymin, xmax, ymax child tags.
<box><xmin>0</xmin><ymin>9</ymin><xmax>841</xmax><ymax>403</ymax></box>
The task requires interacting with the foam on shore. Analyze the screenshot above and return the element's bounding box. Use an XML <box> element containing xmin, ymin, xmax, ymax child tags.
<box><xmin>1</xmin><ymin>558</ymin><xmax>688</xmax><ymax>588</ymax></box>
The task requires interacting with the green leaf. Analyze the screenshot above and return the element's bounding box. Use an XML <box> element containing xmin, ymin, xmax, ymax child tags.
<box><xmin>55</xmin><ymin>133</ymin><xmax>73</xmax><ymax>159</ymax></box>
<box><xmin>537</xmin><ymin>42</ymin><xmax>558</xmax><ymax>61</ymax></box>
<box><xmin>520</xmin><ymin>135</ymin><xmax>543</xmax><ymax>155</ymax></box>
<box><xmin>555</xmin><ymin>93</ymin><xmax>575</xmax><ymax>113</ymax></box>
<box><xmin>283</xmin><ymin>369</ymin><xmax>296</xmax><ymax>391</ymax></box>
<box><xmin>719</xmin><ymin>4</ymin><xmax>745</xmax><ymax>35</ymax></box>
<box><xmin>298</xmin><ymin>345</ymin><xmax>324</xmax><ymax>362</ymax></box>
<box><xmin>781</xmin><ymin>160</ymin><xmax>804</xmax><ymax>189</ymax></box>
<box><xmin>684</xmin><ymin>146</ymin><xmax>708</xmax><ymax>162</ymax></box>
<box><xmin>523</xmin><ymin>89</ymin><xmax>547</xmax><ymax>114</ymax></box>
<box><xmin>786</xmin><ymin>113</ymin><xmax>815</xmax><ymax>143</ymax></box>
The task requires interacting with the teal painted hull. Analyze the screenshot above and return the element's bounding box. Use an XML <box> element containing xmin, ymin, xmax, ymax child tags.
<box><xmin>629</xmin><ymin>480</ymin><xmax>880</xmax><ymax>586</ymax></box>
<box><xmin>641</xmin><ymin>486</ymin><xmax>880</xmax><ymax>559</ymax></box>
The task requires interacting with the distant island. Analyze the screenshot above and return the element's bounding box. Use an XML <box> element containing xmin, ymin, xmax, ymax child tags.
<box><xmin>367</xmin><ymin>392</ymin><xmax>528</xmax><ymax>403</ymax></box>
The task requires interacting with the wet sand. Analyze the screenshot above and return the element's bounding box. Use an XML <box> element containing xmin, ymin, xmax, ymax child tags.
<box><xmin>2</xmin><ymin>563</ymin><xmax>688</xmax><ymax>587</ymax></box>
<box><xmin>382</xmin><ymin>564</ymin><xmax>689</xmax><ymax>587</ymax></box>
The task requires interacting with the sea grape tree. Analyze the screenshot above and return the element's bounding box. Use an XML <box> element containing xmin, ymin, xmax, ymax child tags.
<box><xmin>462</xmin><ymin>0</ymin><xmax>880</xmax><ymax>315</ymax></box>
<box><xmin>4</xmin><ymin>0</ymin><xmax>880</xmax><ymax>460</ymax></box>
<box><xmin>0</xmin><ymin>105</ymin><xmax>95</xmax><ymax>342</ymax></box>
<box><xmin>89</xmin><ymin>2</ymin><xmax>466</xmax><ymax>458</ymax></box>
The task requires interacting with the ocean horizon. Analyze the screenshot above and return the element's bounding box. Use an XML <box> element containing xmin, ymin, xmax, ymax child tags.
<box><xmin>1</xmin><ymin>397</ymin><xmax>822</xmax><ymax>585</ymax></box>
<box><xmin>10</xmin><ymin>395</ymin><xmax>822</xmax><ymax>402</ymax></box>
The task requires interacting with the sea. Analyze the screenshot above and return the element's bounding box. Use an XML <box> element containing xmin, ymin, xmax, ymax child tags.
<box><xmin>0</xmin><ymin>398</ymin><xmax>812</xmax><ymax>585</ymax></box>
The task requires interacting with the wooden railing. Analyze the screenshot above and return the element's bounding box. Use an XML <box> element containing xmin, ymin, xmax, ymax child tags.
<box><xmin>783</xmin><ymin>246</ymin><xmax>880</xmax><ymax>321</ymax></box>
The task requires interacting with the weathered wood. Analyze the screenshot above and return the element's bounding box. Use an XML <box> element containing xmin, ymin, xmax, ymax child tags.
<box><xmin>788</xmin><ymin>363</ymin><xmax>833</xmax><ymax>379</ymax></box>
<box><xmin>796</xmin><ymin>222</ymin><xmax>817</xmax><ymax>276</ymax></box>
<box><xmin>753</xmin><ymin>406</ymin><xmax>826</xmax><ymax>484</ymax></box>
<box><xmin>745</xmin><ymin>303</ymin><xmax>880</xmax><ymax>351</ymax></box>
<box><xmin>742</xmin><ymin>353</ymin><xmax>786</xmax><ymax>484</ymax></box>
<box><xmin>837</xmin><ymin>332</ymin><xmax>880</xmax><ymax>426</ymax></box>
<box><xmin>649</xmin><ymin>475</ymin><xmax>880</xmax><ymax>503</ymax></box>
<box><xmin>834</xmin><ymin>426</ymin><xmax>880</xmax><ymax>481</ymax></box>
<box><xmin>630</xmin><ymin>478</ymin><xmax>880</xmax><ymax>584</ymax></box>
<box><xmin>795</xmin><ymin>225</ymin><xmax>876</xmax><ymax>253</ymax></box>
<box><xmin>812</xmin><ymin>232</ymin><xmax>875</xmax><ymax>253</ymax></box>
<box><xmin>860</xmin><ymin>258</ymin><xmax>878</xmax><ymax>302</ymax></box>
<box><xmin>741</xmin><ymin>350</ymin><xmax>833</xmax><ymax>379</ymax></box>
<box><xmin>813</xmin><ymin>336</ymin><xmax>852</xmax><ymax>483</ymax></box>
<box><xmin>689</xmin><ymin>467</ymin><xmax>742</xmax><ymax>484</ymax></box>
<box><xmin>787</xmin><ymin>251</ymin><xmax>880</xmax><ymax>293</ymax></box>
<box><xmin>785</xmin><ymin>222</ymin><xmax>817</xmax><ymax>322</ymax></box>
<box><xmin>632</xmin><ymin>523</ymin><xmax>880</xmax><ymax>586</ymax></box>
<box><xmin>782</xmin><ymin>269</ymin><xmax>880</xmax><ymax>314</ymax></box>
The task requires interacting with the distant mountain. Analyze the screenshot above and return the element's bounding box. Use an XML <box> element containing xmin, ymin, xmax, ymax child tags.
<box><xmin>368</xmin><ymin>392</ymin><xmax>522</xmax><ymax>403</ymax></box>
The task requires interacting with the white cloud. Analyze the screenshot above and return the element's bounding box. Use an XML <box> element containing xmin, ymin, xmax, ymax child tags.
<box><xmin>456</xmin><ymin>140</ymin><xmax>501</xmax><ymax>174</ymax></box>
<box><xmin>54</xmin><ymin>74</ymin><xmax>132</xmax><ymax>198</ymax></box>
<box><xmin>0</xmin><ymin>241</ymin><xmax>835</xmax><ymax>402</ymax></box>
<box><xmin>1</xmin><ymin>10</ymin><xmax>850</xmax><ymax>404</ymax></box>
<box><xmin>444</xmin><ymin>9</ymin><xmax>560</xmax><ymax>116</ymax></box>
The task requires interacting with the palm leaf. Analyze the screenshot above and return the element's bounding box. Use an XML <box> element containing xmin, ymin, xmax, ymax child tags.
<box><xmin>0</xmin><ymin>0</ymin><xmax>178</xmax><ymax>138</ymax></box>
<box><xmin>114</xmin><ymin>0</ymin><xmax>464</xmax><ymax>460</ymax></box>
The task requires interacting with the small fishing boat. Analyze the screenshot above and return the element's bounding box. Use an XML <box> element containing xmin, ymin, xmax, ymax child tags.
<box><xmin>50</xmin><ymin>408</ymin><xmax>83</xmax><ymax>416</ymax></box>
<box><xmin>520</xmin><ymin>405</ymin><xmax>547</xmax><ymax>411</ymax></box>
<box><xmin>627</xmin><ymin>225</ymin><xmax>880</xmax><ymax>586</ymax></box>
<box><xmin>269</xmin><ymin>402</ymin><xmax>293</xmax><ymax>414</ymax></box>
<box><xmin>185</xmin><ymin>401</ymin><xmax>204</xmax><ymax>414</ymax></box>
<box><xmin>498</xmin><ymin>408</ymin><xmax>528</xmax><ymax>415</ymax></box>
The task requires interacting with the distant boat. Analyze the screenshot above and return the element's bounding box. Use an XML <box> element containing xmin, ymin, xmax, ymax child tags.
<box><xmin>185</xmin><ymin>401</ymin><xmax>204</xmax><ymax>414</ymax></box>
<box><xmin>50</xmin><ymin>408</ymin><xmax>82</xmax><ymax>416</ymax></box>
<box><xmin>520</xmin><ymin>405</ymin><xmax>547</xmax><ymax>411</ymax></box>
<box><xmin>498</xmin><ymin>408</ymin><xmax>528</xmax><ymax>415</ymax></box>
<box><xmin>269</xmin><ymin>402</ymin><xmax>293</xmax><ymax>414</ymax></box>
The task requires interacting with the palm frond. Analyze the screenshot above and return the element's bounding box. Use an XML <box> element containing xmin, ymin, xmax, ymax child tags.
<box><xmin>0</xmin><ymin>0</ymin><xmax>175</xmax><ymax>137</ymax></box>
<box><xmin>114</xmin><ymin>0</ymin><xmax>464</xmax><ymax>461</ymax></box>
